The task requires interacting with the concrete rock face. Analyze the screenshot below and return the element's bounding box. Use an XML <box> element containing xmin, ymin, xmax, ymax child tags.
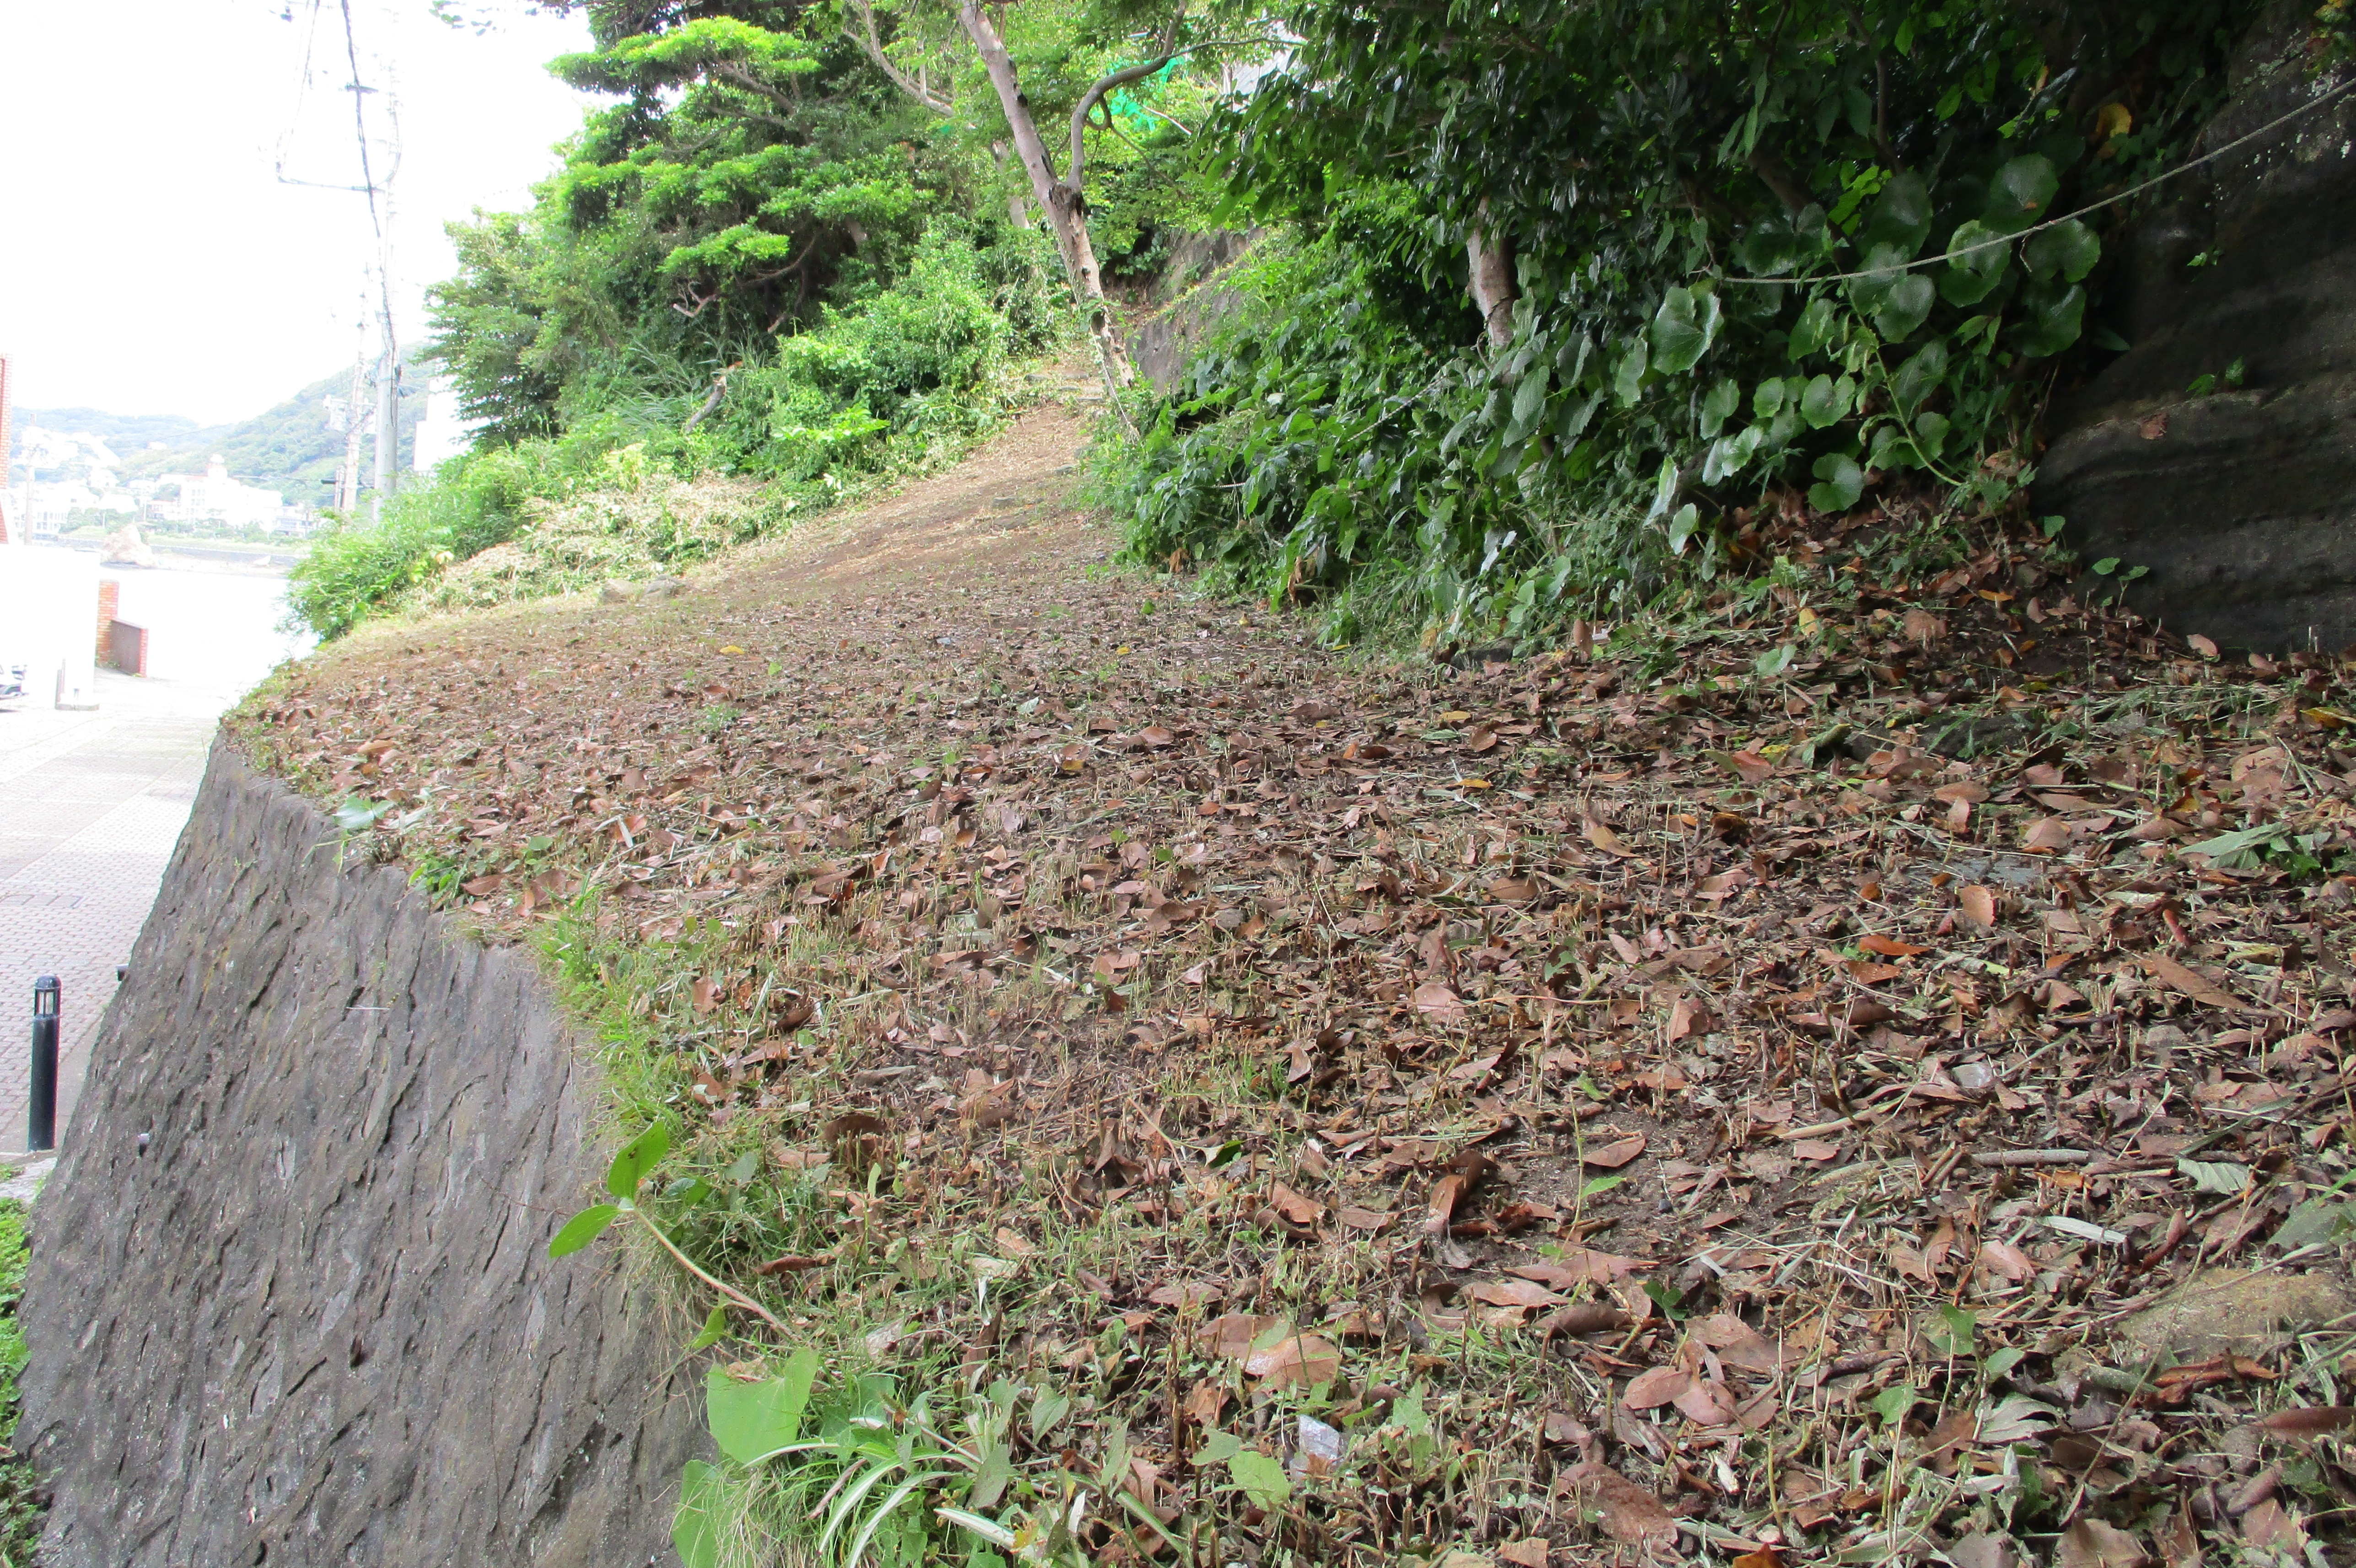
<box><xmin>2034</xmin><ymin>5</ymin><xmax>2356</xmax><ymax>654</ymax></box>
<box><xmin>1126</xmin><ymin>230</ymin><xmax>1259</xmax><ymax>393</ymax></box>
<box><xmin>17</xmin><ymin>746</ymin><xmax>700</xmax><ymax>1567</ymax></box>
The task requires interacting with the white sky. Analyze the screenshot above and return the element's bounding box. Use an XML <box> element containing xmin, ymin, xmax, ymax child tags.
<box><xmin>0</xmin><ymin>0</ymin><xmax>595</xmax><ymax>426</ymax></box>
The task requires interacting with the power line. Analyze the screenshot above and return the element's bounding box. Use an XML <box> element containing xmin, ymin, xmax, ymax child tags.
<box><xmin>1724</xmin><ymin>71</ymin><xmax>2356</xmax><ymax>287</ymax></box>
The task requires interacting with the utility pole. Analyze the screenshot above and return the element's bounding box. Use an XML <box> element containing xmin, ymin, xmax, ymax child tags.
<box><xmin>371</xmin><ymin>258</ymin><xmax>397</xmax><ymax>520</ymax></box>
<box><xmin>339</xmin><ymin>1</ymin><xmax>401</xmax><ymax>521</ymax></box>
<box><xmin>278</xmin><ymin>1</ymin><xmax>404</xmax><ymax>520</ymax></box>
<box><xmin>338</xmin><ymin>313</ymin><xmax>366</xmax><ymax>514</ymax></box>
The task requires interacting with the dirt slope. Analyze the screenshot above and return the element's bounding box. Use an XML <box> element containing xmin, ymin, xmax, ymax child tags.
<box><xmin>235</xmin><ymin>399</ymin><xmax>2356</xmax><ymax>1567</ymax></box>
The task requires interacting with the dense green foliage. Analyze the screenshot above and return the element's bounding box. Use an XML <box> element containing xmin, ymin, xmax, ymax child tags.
<box><xmin>0</xmin><ymin>1199</ymin><xmax>45</xmax><ymax>1565</ymax></box>
<box><xmin>1115</xmin><ymin>0</ymin><xmax>2272</xmax><ymax>645</ymax></box>
<box><xmin>290</xmin><ymin>0</ymin><xmax>1243</xmax><ymax>639</ymax></box>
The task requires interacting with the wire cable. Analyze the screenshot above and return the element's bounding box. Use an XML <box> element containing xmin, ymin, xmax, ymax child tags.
<box><xmin>1723</xmin><ymin>71</ymin><xmax>2356</xmax><ymax>286</ymax></box>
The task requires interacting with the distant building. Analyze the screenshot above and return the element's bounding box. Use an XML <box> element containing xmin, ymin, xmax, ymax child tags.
<box><xmin>13</xmin><ymin>421</ymin><xmax>139</xmax><ymax>534</ymax></box>
<box><xmin>160</xmin><ymin>455</ymin><xmax>287</xmax><ymax>531</ymax></box>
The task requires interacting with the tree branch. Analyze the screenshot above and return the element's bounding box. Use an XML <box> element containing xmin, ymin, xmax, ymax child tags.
<box><xmin>712</xmin><ymin>60</ymin><xmax>799</xmax><ymax>108</ymax></box>
<box><xmin>843</xmin><ymin>0</ymin><xmax>955</xmax><ymax>115</ymax></box>
<box><xmin>1069</xmin><ymin>53</ymin><xmax>1177</xmax><ymax>195</ymax></box>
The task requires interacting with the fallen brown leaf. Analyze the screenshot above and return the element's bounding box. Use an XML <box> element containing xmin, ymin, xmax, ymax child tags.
<box><xmin>1568</xmin><ymin>1461</ymin><xmax>1677</xmax><ymax>1548</ymax></box>
<box><xmin>1621</xmin><ymin>1364</ymin><xmax>1691</xmax><ymax>1410</ymax></box>
<box><xmin>2056</xmin><ymin>1518</ymin><xmax>2148</xmax><ymax>1568</ymax></box>
<box><xmin>2140</xmin><ymin>953</ymin><xmax>2248</xmax><ymax>1012</ymax></box>
<box><xmin>1582</xmin><ymin>1133</ymin><xmax>1647</xmax><ymax>1169</ymax></box>
<box><xmin>1243</xmin><ymin>1329</ymin><xmax>1341</xmax><ymax>1388</ymax></box>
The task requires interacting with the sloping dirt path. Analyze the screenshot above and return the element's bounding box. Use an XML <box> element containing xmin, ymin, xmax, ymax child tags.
<box><xmin>240</xmin><ymin>400</ymin><xmax>2356</xmax><ymax>1567</ymax></box>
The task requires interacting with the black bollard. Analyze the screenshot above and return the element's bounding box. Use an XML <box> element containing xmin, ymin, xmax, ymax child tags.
<box><xmin>30</xmin><ymin>977</ymin><xmax>59</xmax><ymax>1154</ymax></box>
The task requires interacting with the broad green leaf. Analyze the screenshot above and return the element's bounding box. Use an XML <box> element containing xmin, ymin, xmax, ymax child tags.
<box><xmin>1703</xmin><ymin>425</ymin><xmax>1764</xmax><ymax>483</ymax></box>
<box><xmin>1194</xmin><ymin>1430</ymin><xmax>1243</xmax><ymax>1464</ymax></box>
<box><xmin>1613</xmin><ymin>337</ymin><xmax>1649</xmax><ymax>405</ymax></box>
<box><xmin>1865</xmin><ymin>171</ymin><xmax>1933</xmax><ymax>254</ymax></box>
<box><xmin>1848</xmin><ymin>242</ymin><xmax>1914</xmax><ymax>312</ymax></box>
<box><xmin>1665</xmin><ymin>505</ymin><xmax>1700</xmax><ymax>557</ymax></box>
<box><xmin>1556</xmin><ymin>392</ymin><xmax>1601</xmax><ymax>445</ymax></box>
<box><xmin>2023</xmin><ymin>218</ymin><xmax>2100</xmax><ymax>283</ymax></box>
<box><xmin>1940</xmin><ymin>219</ymin><xmax>2011</xmax><ymax>306</ymax></box>
<box><xmin>1226</xmin><ymin>1449</ymin><xmax>1292</xmax><ymax>1510</ymax></box>
<box><xmin>968</xmin><ymin>1438</ymin><xmax>1014</xmax><ymax>1512</ymax></box>
<box><xmin>2181</xmin><ymin>822</ymin><xmax>2287</xmax><ymax>867</ymax></box>
<box><xmin>1985</xmin><ymin>155</ymin><xmax>2058</xmax><ymax>234</ymax></box>
<box><xmin>1789</xmin><ymin>296</ymin><xmax>1841</xmax><ymax>360</ymax></box>
<box><xmin>1914</xmin><ymin>411</ymin><xmax>1950</xmax><ymax>459</ymax></box>
<box><xmin>1873</xmin><ymin>1382</ymin><xmax>1920</xmax><ymax>1426</ymax></box>
<box><xmin>1888</xmin><ymin>341</ymin><xmax>1948</xmax><ymax>414</ymax></box>
<box><xmin>1733</xmin><ymin>223</ymin><xmax>1800</xmax><ymax>277</ymax></box>
<box><xmin>1753</xmin><ymin>377</ymin><xmax>1790</xmax><ymax>419</ymax></box>
<box><xmin>1650</xmin><ymin>285</ymin><xmax>1721</xmax><ymax>374</ymax></box>
<box><xmin>548</xmin><ymin>1203</ymin><xmax>619</xmax><ymax>1258</ymax></box>
<box><xmin>1552</xmin><ymin>331</ymin><xmax>1594</xmax><ymax>384</ymax></box>
<box><xmin>1647</xmin><ymin>454</ymin><xmax>1678</xmax><ymax>520</ymax></box>
<box><xmin>689</xmin><ymin>1303</ymin><xmax>729</xmax><ymax>1351</ymax></box>
<box><xmin>2015</xmin><ymin>281</ymin><xmax>2086</xmax><ymax>357</ymax></box>
<box><xmin>1029</xmin><ymin>1387</ymin><xmax>1074</xmax><ymax>1443</ymax></box>
<box><xmin>1927</xmin><ymin>1304</ymin><xmax>1978</xmax><ymax>1357</ymax></box>
<box><xmin>1505</xmin><ymin>365</ymin><xmax>1550</xmax><ymax>443</ymax></box>
<box><xmin>674</xmin><ymin>1460</ymin><xmax>721</xmax><ymax>1568</ymax></box>
<box><xmin>1871</xmin><ymin>274</ymin><xmax>1936</xmax><ymax>342</ymax></box>
<box><xmin>1733</xmin><ymin>204</ymin><xmax>1825</xmax><ymax>277</ymax></box>
<box><xmin>707</xmin><ymin>1347</ymin><xmax>823</xmax><ymax>1464</ymax></box>
<box><xmin>1800</xmin><ymin>374</ymin><xmax>1851</xmax><ymax>429</ymax></box>
<box><xmin>607</xmin><ymin>1123</ymin><xmax>671</xmax><ymax>1199</ymax></box>
<box><xmin>1807</xmin><ymin>452</ymin><xmax>1864</xmax><ymax>512</ymax></box>
<box><xmin>1700</xmin><ymin>377</ymin><xmax>1741</xmax><ymax>438</ymax></box>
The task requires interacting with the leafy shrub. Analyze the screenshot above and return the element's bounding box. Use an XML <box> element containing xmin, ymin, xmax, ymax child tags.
<box><xmin>0</xmin><ymin>1199</ymin><xmax>44</xmax><ymax>1561</ymax></box>
<box><xmin>1114</xmin><ymin>0</ymin><xmax>2272</xmax><ymax>646</ymax></box>
<box><xmin>291</xmin><ymin>222</ymin><xmax>1071</xmax><ymax>638</ymax></box>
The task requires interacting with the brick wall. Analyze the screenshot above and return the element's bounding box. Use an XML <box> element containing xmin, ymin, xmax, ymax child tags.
<box><xmin>95</xmin><ymin>581</ymin><xmax>120</xmax><ymax>660</ymax></box>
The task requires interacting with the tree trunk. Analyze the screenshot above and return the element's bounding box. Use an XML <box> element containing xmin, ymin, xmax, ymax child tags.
<box><xmin>991</xmin><ymin>141</ymin><xmax>1033</xmax><ymax>229</ymax></box>
<box><xmin>1466</xmin><ymin>216</ymin><xmax>1516</xmax><ymax>351</ymax></box>
<box><xmin>957</xmin><ymin>0</ymin><xmax>1135</xmax><ymax>410</ymax></box>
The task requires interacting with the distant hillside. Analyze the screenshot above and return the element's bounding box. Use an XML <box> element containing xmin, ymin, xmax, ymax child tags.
<box><xmin>15</xmin><ymin>359</ymin><xmax>426</xmax><ymax>507</ymax></box>
<box><xmin>16</xmin><ymin>408</ymin><xmax>227</xmax><ymax>451</ymax></box>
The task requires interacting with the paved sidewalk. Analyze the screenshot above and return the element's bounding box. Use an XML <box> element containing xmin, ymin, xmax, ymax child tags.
<box><xmin>0</xmin><ymin>670</ymin><xmax>237</xmax><ymax>1153</ymax></box>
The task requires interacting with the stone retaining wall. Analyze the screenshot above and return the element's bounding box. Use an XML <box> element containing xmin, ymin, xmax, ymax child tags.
<box><xmin>17</xmin><ymin>745</ymin><xmax>698</xmax><ymax>1567</ymax></box>
<box><xmin>2035</xmin><ymin>3</ymin><xmax>2356</xmax><ymax>653</ymax></box>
